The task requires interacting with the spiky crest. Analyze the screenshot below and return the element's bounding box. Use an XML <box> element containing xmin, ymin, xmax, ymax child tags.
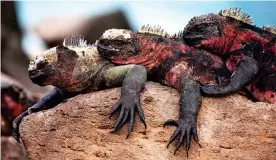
<box><xmin>219</xmin><ymin>7</ymin><xmax>253</xmax><ymax>24</ymax></box>
<box><xmin>63</xmin><ymin>35</ymin><xmax>88</xmax><ymax>48</ymax></box>
<box><xmin>169</xmin><ymin>30</ymin><xmax>183</xmax><ymax>39</ymax></box>
<box><xmin>263</xmin><ymin>25</ymin><xmax>276</xmax><ymax>34</ymax></box>
<box><xmin>138</xmin><ymin>24</ymin><xmax>170</xmax><ymax>38</ymax></box>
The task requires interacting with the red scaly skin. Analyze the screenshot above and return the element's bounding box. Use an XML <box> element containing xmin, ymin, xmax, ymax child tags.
<box><xmin>111</xmin><ymin>35</ymin><xmax>178</xmax><ymax>70</ymax></box>
<box><xmin>183</xmin><ymin>15</ymin><xmax>276</xmax><ymax>103</ymax></box>
<box><xmin>247</xmin><ymin>83</ymin><xmax>276</xmax><ymax>102</ymax></box>
<box><xmin>201</xmin><ymin>24</ymin><xmax>276</xmax><ymax>103</ymax></box>
<box><xmin>103</xmin><ymin>34</ymin><xmax>225</xmax><ymax>90</ymax></box>
<box><xmin>198</xmin><ymin>24</ymin><xmax>271</xmax><ymax>56</ymax></box>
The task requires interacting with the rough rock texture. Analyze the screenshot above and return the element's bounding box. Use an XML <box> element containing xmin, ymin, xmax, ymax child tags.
<box><xmin>20</xmin><ymin>82</ymin><xmax>276</xmax><ymax>160</ymax></box>
<box><xmin>1</xmin><ymin>136</ymin><xmax>28</xmax><ymax>160</ymax></box>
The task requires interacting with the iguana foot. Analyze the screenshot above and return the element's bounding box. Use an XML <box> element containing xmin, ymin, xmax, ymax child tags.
<box><xmin>164</xmin><ymin>115</ymin><xmax>199</xmax><ymax>155</ymax></box>
<box><xmin>110</xmin><ymin>95</ymin><xmax>147</xmax><ymax>138</ymax></box>
<box><xmin>12</xmin><ymin>111</ymin><xmax>28</xmax><ymax>143</ymax></box>
<box><xmin>201</xmin><ymin>56</ymin><xmax>259</xmax><ymax>97</ymax></box>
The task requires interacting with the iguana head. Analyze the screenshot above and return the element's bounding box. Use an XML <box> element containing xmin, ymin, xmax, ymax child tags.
<box><xmin>182</xmin><ymin>13</ymin><xmax>223</xmax><ymax>46</ymax></box>
<box><xmin>97</xmin><ymin>29</ymin><xmax>136</xmax><ymax>60</ymax></box>
<box><xmin>28</xmin><ymin>35</ymin><xmax>103</xmax><ymax>91</ymax></box>
<box><xmin>183</xmin><ymin>7</ymin><xmax>254</xmax><ymax>46</ymax></box>
<box><xmin>97</xmin><ymin>26</ymin><xmax>173</xmax><ymax>63</ymax></box>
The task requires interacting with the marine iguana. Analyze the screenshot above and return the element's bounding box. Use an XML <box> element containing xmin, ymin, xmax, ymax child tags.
<box><xmin>12</xmin><ymin>7</ymin><xmax>275</xmax><ymax>156</ymax></box>
<box><xmin>96</xmin><ymin>12</ymin><xmax>275</xmax><ymax>153</ymax></box>
<box><xmin>13</xmin><ymin>35</ymin><xmax>148</xmax><ymax>143</ymax></box>
<box><xmin>181</xmin><ymin>7</ymin><xmax>276</xmax><ymax>102</ymax></box>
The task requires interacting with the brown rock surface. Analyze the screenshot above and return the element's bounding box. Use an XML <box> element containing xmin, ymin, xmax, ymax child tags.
<box><xmin>20</xmin><ymin>82</ymin><xmax>276</xmax><ymax>160</ymax></box>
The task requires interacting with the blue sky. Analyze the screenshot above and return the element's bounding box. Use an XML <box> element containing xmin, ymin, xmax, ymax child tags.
<box><xmin>15</xmin><ymin>1</ymin><xmax>276</xmax><ymax>56</ymax></box>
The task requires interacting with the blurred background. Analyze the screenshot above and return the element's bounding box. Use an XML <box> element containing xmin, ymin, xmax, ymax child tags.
<box><xmin>1</xmin><ymin>1</ymin><xmax>276</xmax><ymax>159</ymax></box>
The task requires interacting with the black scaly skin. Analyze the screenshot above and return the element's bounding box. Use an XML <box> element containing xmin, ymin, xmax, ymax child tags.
<box><xmin>164</xmin><ymin>77</ymin><xmax>202</xmax><ymax>156</ymax></box>
<box><xmin>109</xmin><ymin>65</ymin><xmax>147</xmax><ymax>137</ymax></box>
<box><xmin>201</xmin><ymin>56</ymin><xmax>259</xmax><ymax>96</ymax></box>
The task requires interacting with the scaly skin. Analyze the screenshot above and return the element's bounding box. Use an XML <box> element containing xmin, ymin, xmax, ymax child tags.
<box><xmin>97</xmin><ymin>29</ymin><xmax>229</xmax><ymax>155</ymax></box>
<box><xmin>97</xmin><ymin>29</ymin><xmax>227</xmax><ymax>90</ymax></box>
<box><xmin>182</xmin><ymin>10</ymin><xmax>276</xmax><ymax>103</ymax></box>
<box><xmin>13</xmin><ymin>40</ymin><xmax>148</xmax><ymax>143</ymax></box>
<box><xmin>96</xmin><ymin>24</ymin><xmax>275</xmax><ymax>155</ymax></box>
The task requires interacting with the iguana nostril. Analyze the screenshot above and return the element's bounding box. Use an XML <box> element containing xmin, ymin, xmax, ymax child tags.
<box><xmin>36</xmin><ymin>60</ymin><xmax>48</xmax><ymax>70</ymax></box>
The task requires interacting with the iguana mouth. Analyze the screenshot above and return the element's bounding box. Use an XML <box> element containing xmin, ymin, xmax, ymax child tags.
<box><xmin>28</xmin><ymin>57</ymin><xmax>52</xmax><ymax>85</ymax></box>
<box><xmin>29</xmin><ymin>70</ymin><xmax>44</xmax><ymax>79</ymax></box>
<box><xmin>28</xmin><ymin>69</ymin><xmax>49</xmax><ymax>86</ymax></box>
<box><xmin>97</xmin><ymin>42</ymin><xmax>120</xmax><ymax>59</ymax></box>
<box><xmin>97</xmin><ymin>43</ymin><xmax>119</xmax><ymax>52</ymax></box>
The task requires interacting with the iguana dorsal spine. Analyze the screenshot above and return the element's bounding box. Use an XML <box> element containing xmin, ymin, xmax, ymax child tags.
<box><xmin>63</xmin><ymin>35</ymin><xmax>88</xmax><ymax>48</ymax></box>
<box><xmin>219</xmin><ymin>7</ymin><xmax>253</xmax><ymax>24</ymax></box>
<box><xmin>263</xmin><ymin>25</ymin><xmax>276</xmax><ymax>34</ymax></box>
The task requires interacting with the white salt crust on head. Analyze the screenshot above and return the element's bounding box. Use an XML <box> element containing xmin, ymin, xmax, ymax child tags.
<box><xmin>101</xmin><ymin>29</ymin><xmax>132</xmax><ymax>40</ymax></box>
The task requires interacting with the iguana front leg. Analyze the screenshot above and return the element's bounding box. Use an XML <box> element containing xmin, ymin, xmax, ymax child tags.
<box><xmin>103</xmin><ymin>65</ymin><xmax>147</xmax><ymax>137</ymax></box>
<box><xmin>164</xmin><ymin>77</ymin><xmax>201</xmax><ymax>156</ymax></box>
<box><xmin>201</xmin><ymin>56</ymin><xmax>259</xmax><ymax>96</ymax></box>
<box><xmin>12</xmin><ymin>88</ymin><xmax>76</xmax><ymax>143</ymax></box>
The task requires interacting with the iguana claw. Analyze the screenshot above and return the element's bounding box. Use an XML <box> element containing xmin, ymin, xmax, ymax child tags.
<box><xmin>164</xmin><ymin>116</ymin><xmax>199</xmax><ymax>155</ymax></box>
<box><xmin>12</xmin><ymin>111</ymin><xmax>28</xmax><ymax>143</ymax></box>
<box><xmin>110</xmin><ymin>95</ymin><xmax>146</xmax><ymax>138</ymax></box>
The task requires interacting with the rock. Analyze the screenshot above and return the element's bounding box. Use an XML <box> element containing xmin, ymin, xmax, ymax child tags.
<box><xmin>20</xmin><ymin>82</ymin><xmax>276</xmax><ymax>160</ymax></box>
<box><xmin>1</xmin><ymin>136</ymin><xmax>28</xmax><ymax>160</ymax></box>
